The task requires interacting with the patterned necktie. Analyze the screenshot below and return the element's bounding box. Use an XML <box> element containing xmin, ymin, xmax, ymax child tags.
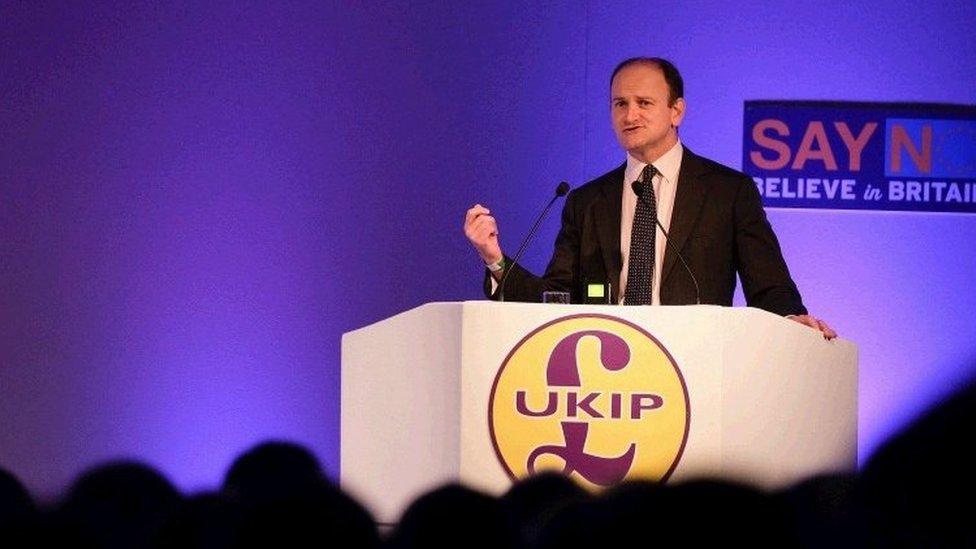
<box><xmin>624</xmin><ymin>164</ymin><xmax>658</xmax><ymax>305</ymax></box>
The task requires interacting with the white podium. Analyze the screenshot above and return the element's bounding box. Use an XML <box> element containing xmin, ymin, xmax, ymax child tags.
<box><xmin>341</xmin><ymin>302</ymin><xmax>857</xmax><ymax>523</ymax></box>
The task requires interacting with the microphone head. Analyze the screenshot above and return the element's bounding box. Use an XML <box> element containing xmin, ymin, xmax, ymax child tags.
<box><xmin>555</xmin><ymin>181</ymin><xmax>571</xmax><ymax>197</ymax></box>
<box><xmin>630</xmin><ymin>180</ymin><xmax>644</xmax><ymax>197</ymax></box>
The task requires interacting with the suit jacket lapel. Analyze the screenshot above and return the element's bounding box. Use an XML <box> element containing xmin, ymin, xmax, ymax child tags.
<box><xmin>596</xmin><ymin>164</ymin><xmax>625</xmax><ymax>302</ymax></box>
<box><xmin>662</xmin><ymin>149</ymin><xmax>708</xmax><ymax>286</ymax></box>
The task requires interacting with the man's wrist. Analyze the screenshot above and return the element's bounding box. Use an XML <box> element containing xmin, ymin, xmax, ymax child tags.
<box><xmin>485</xmin><ymin>256</ymin><xmax>506</xmax><ymax>272</ymax></box>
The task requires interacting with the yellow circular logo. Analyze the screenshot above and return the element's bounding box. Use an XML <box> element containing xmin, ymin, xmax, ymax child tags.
<box><xmin>488</xmin><ymin>314</ymin><xmax>689</xmax><ymax>489</ymax></box>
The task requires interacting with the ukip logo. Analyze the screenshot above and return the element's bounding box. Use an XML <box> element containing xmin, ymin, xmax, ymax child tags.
<box><xmin>488</xmin><ymin>314</ymin><xmax>690</xmax><ymax>488</ymax></box>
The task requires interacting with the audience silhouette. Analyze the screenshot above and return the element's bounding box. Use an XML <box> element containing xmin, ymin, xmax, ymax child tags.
<box><xmin>1</xmin><ymin>379</ymin><xmax>974</xmax><ymax>549</ymax></box>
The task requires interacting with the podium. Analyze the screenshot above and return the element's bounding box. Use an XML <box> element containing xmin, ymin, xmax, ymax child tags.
<box><xmin>341</xmin><ymin>302</ymin><xmax>857</xmax><ymax>523</ymax></box>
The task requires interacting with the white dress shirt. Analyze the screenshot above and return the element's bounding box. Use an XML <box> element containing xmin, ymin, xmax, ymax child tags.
<box><xmin>619</xmin><ymin>140</ymin><xmax>683</xmax><ymax>305</ymax></box>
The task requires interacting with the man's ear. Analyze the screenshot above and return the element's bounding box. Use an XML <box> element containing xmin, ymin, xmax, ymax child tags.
<box><xmin>670</xmin><ymin>97</ymin><xmax>686</xmax><ymax>128</ymax></box>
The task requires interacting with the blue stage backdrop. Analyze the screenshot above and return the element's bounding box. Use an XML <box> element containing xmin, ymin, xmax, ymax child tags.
<box><xmin>2</xmin><ymin>1</ymin><xmax>975</xmax><ymax>498</ymax></box>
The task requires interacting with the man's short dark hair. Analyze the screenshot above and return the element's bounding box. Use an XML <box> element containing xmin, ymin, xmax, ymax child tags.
<box><xmin>610</xmin><ymin>57</ymin><xmax>684</xmax><ymax>106</ymax></box>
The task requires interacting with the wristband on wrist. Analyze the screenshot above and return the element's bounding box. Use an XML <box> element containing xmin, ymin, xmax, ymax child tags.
<box><xmin>486</xmin><ymin>257</ymin><xmax>506</xmax><ymax>272</ymax></box>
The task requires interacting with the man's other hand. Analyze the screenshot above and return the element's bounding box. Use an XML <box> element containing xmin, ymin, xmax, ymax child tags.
<box><xmin>788</xmin><ymin>314</ymin><xmax>837</xmax><ymax>340</ymax></box>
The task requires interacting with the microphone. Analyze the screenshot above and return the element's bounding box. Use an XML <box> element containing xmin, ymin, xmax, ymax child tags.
<box><xmin>498</xmin><ymin>181</ymin><xmax>571</xmax><ymax>302</ymax></box>
<box><xmin>631</xmin><ymin>180</ymin><xmax>701</xmax><ymax>305</ymax></box>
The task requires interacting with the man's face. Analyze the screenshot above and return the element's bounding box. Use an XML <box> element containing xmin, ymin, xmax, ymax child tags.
<box><xmin>610</xmin><ymin>63</ymin><xmax>685</xmax><ymax>163</ymax></box>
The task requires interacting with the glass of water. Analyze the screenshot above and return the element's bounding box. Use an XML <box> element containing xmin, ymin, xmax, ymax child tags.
<box><xmin>542</xmin><ymin>291</ymin><xmax>571</xmax><ymax>304</ymax></box>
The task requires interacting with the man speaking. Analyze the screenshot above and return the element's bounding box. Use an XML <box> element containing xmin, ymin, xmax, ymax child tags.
<box><xmin>464</xmin><ymin>57</ymin><xmax>835</xmax><ymax>338</ymax></box>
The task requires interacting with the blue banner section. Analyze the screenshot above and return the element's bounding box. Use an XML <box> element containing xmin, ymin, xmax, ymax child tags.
<box><xmin>743</xmin><ymin>101</ymin><xmax>976</xmax><ymax>213</ymax></box>
<box><xmin>884</xmin><ymin>119</ymin><xmax>976</xmax><ymax>178</ymax></box>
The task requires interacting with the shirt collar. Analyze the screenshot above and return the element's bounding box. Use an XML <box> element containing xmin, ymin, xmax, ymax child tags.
<box><xmin>624</xmin><ymin>139</ymin><xmax>683</xmax><ymax>187</ymax></box>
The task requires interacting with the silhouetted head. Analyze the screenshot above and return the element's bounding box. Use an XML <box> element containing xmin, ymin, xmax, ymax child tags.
<box><xmin>388</xmin><ymin>484</ymin><xmax>515</xmax><ymax>549</ymax></box>
<box><xmin>58</xmin><ymin>460</ymin><xmax>181</xmax><ymax>548</ymax></box>
<box><xmin>1</xmin><ymin>467</ymin><xmax>34</xmax><ymax>524</ymax></box>
<box><xmin>862</xmin><ymin>376</ymin><xmax>976</xmax><ymax>546</ymax></box>
<box><xmin>777</xmin><ymin>473</ymin><xmax>866</xmax><ymax>548</ymax></box>
<box><xmin>502</xmin><ymin>472</ymin><xmax>589</xmax><ymax>548</ymax></box>
<box><xmin>588</xmin><ymin>480</ymin><xmax>676</xmax><ymax>546</ymax></box>
<box><xmin>667</xmin><ymin>479</ymin><xmax>789</xmax><ymax>545</ymax></box>
<box><xmin>1</xmin><ymin>466</ymin><xmax>37</xmax><ymax>543</ymax></box>
<box><xmin>223</xmin><ymin>440</ymin><xmax>323</xmax><ymax>505</ymax></box>
<box><xmin>236</xmin><ymin>480</ymin><xmax>379</xmax><ymax>549</ymax></box>
<box><xmin>545</xmin><ymin>478</ymin><xmax>787</xmax><ymax>547</ymax></box>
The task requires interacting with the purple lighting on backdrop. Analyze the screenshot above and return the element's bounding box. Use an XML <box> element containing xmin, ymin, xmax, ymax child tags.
<box><xmin>2</xmin><ymin>1</ymin><xmax>976</xmax><ymax>499</ymax></box>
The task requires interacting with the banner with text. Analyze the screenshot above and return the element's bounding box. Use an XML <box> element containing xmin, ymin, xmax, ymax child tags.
<box><xmin>742</xmin><ymin>101</ymin><xmax>976</xmax><ymax>213</ymax></box>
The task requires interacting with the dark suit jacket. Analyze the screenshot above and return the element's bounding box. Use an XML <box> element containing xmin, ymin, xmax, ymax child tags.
<box><xmin>486</xmin><ymin>148</ymin><xmax>807</xmax><ymax>316</ymax></box>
